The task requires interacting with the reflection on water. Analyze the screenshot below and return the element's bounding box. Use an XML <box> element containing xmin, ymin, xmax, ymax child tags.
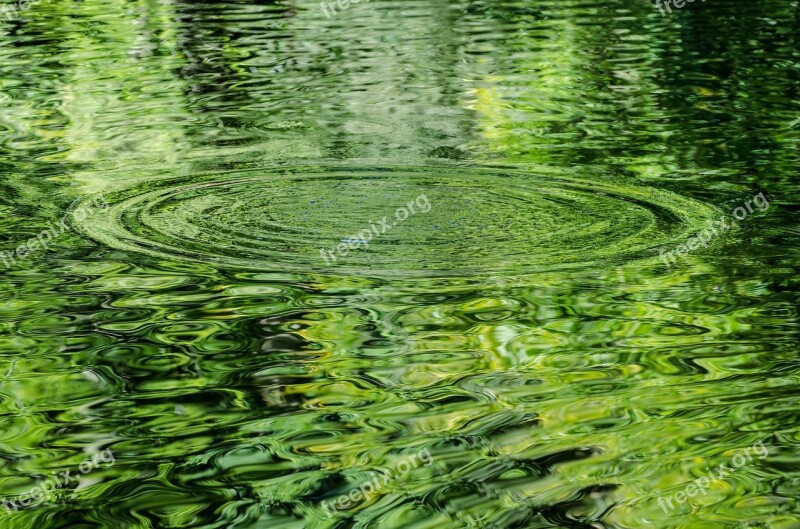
<box><xmin>0</xmin><ymin>0</ymin><xmax>799</xmax><ymax>528</ymax></box>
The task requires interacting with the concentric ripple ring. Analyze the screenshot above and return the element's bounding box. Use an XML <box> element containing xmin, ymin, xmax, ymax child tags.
<box><xmin>72</xmin><ymin>166</ymin><xmax>720</xmax><ymax>278</ymax></box>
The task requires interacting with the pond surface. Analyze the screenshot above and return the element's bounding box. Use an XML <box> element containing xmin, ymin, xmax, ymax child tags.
<box><xmin>0</xmin><ymin>0</ymin><xmax>799</xmax><ymax>528</ymax></box>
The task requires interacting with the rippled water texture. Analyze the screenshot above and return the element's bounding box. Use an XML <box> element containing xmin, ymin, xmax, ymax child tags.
<box><xmin>1</xmin><ymin>1</ymin><xmax>799</xmax><ymax>529</ymax></box>
<box><xmin>74</xmin><ymin>166</ymin><xmax>720</xmax><ymax>277</ymax></box>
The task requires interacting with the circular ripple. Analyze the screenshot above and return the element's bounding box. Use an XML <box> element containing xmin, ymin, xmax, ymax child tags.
<box><xmin>72</xmin><ymin>166</ymin><xmax>720</xmax><ymax>278</ymax></box>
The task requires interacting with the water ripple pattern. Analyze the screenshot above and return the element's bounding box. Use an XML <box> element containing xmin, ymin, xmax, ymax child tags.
<box><xmin>1</xmin><ymin>0</ymin><xmax>799</xmax><ymax>527</ymax></box>
<box><xmin>72</xmin><ymin>166</ymin><xmax>719</xmax><ymax>277</ymax></box>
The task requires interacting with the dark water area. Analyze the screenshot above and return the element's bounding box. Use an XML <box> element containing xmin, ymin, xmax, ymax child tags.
<box><xmin>0</xmin><ymin>0</ymin><xmax>799</xmax><ymax>528</ymax></box>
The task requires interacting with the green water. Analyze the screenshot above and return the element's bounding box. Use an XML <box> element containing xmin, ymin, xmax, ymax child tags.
<box><xmin>1</xmin><ymin>0</ymin><xmax>799</xmax><ymax>528</ymax></box>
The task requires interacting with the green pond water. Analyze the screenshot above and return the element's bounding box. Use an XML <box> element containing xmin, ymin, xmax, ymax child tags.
<box><xmin>1</xmin><ymin>0</ymin><xmax>799</xmax><ymax>528</ymax></box>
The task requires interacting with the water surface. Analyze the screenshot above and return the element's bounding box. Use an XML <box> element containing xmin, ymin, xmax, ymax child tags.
<box><xmin>0</xmin><ymin>0</ymin><xmax>799</xmax><ymax>528</ymax></box>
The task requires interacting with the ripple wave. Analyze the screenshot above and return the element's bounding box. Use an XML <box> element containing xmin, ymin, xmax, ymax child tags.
<box><xmin>73</xmin><ymin>166</ymin><xmax>720</xmax><ymax>278</ymax></box>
